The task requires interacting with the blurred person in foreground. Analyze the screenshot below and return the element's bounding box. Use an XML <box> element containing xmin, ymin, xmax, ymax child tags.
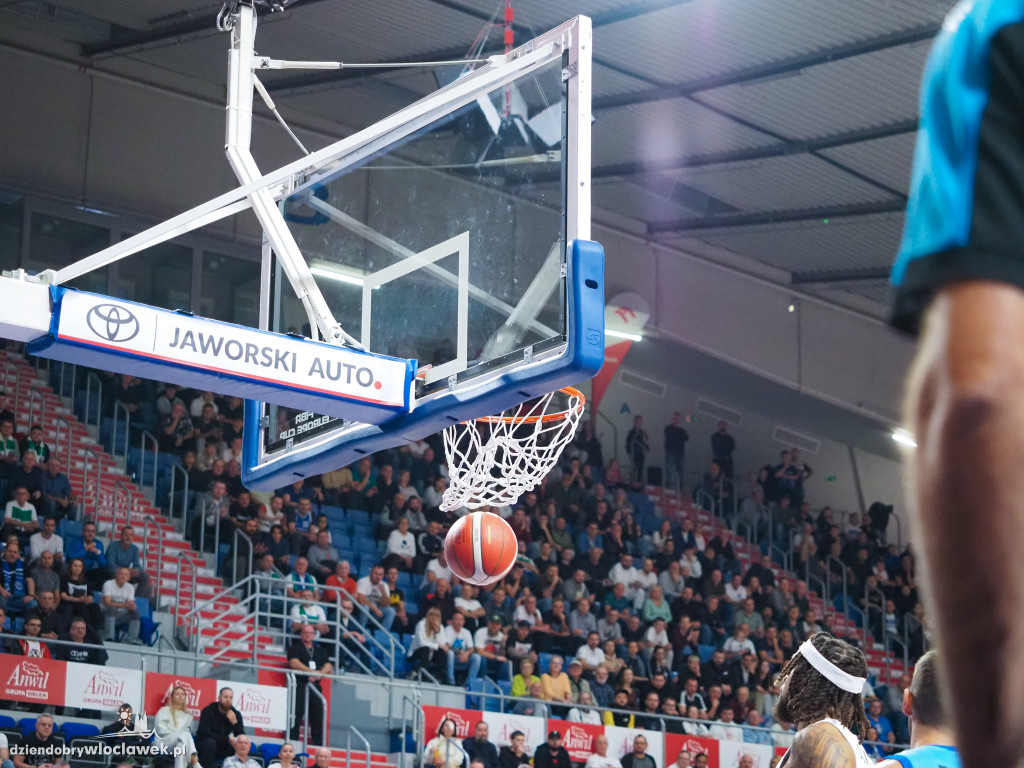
<box><xmin>893</xmin><ymin>2</ymin><xmax>1024</xmax><ymax>768</ymax></box>
<box><xmin>772</xmin><ymin>633</ymin><xmax>872</xmax><ymax>767</ymax></box>
<box><xmin>876</xmin><ymin>651</ymin><xmax>960</xmax><ymax>768</ymax></box>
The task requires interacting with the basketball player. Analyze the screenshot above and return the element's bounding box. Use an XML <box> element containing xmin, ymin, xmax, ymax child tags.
<box><xmin>893</xmin><ymin>3</ymin><xmax>1024</xmax><ymax>768</ymax></box>
<box><xmin>876</xmin><ymin>651</ymin><xmax>960</xmax><ymax>768</ymax></box>
<box><xmin>772</xmin><ymin>633</ymin><xmax>873</xmax><ymax>768</ymax></box>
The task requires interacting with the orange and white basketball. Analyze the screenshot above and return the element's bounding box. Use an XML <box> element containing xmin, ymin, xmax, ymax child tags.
<box><xmin>443</xmin><ymin>511</ymin><xmax>519</xmax><ymax>586</ymax></box>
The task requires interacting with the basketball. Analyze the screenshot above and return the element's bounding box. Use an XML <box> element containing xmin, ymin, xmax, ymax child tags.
<box><xmin>443</xmin><ymin>511</ymin><xmax>519</xmax><ymax>586</ymax></box>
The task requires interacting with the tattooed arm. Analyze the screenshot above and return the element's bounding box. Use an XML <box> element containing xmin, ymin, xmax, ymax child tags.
<box><xmin>786</xmin><ymin>722</ymin><xmax>857</xmax><ymax>768</ymax></box>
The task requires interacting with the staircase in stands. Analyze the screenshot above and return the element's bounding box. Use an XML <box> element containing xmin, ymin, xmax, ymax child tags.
<box><xmin>0</xmin><ymin>350</ymin><xmax>286</xmax><ymax>669</ymax></box>
<box><xmin>644</xmin><ymin>486</ymin><xmax>909</xmax><ymax>685</ymax></box>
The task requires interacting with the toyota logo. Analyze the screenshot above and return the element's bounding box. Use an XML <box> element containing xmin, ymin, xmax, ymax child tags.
<box><xmin>86</xmin><ymin>304</ymin><xmax>140</xmax><ymax>343</ymax></box>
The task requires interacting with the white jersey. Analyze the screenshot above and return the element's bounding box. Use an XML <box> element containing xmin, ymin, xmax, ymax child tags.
<box><xmin>780</xmin><ymin>718</ymin><xmax>873</xmax><ymax>768</ymax></box>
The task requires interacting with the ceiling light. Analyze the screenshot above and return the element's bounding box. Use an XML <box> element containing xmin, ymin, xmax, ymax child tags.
<box><xmin>605</xmin><ymin>329</ymin><xmax>642</xmax><ymax>342</ymax></box>
<box><xmin>892</xmin><ymin>428</ymin><xmax>917</xmax><ymax>448</ymax></box>
<box><xmin>310</xmin><ymin>266</ymin><xmax>363</xmax><ymax>287</ymax></box>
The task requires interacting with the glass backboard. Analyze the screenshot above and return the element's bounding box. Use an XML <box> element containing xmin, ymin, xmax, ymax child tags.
<box><xmin>244</xmin><ymin>15</ymin><xmax>603</xmax><ymax>489</ymax></box>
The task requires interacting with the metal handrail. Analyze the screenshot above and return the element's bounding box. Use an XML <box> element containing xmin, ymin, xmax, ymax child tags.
<box><xmin>889</xmin><ymin>511</ymin><xmax>903</xmax><ymax>549</ymax></box>
<box><xmin>594</xmin><ymin>410</ymin><xmax>618</xmax><ymax>462</ymax></box>
<box><xmin>805</xmin><ymin>571</ymin><xmax>828</xmax><ymax>615</ymax></box>
<box><xmin>138</xmin><ymin>430</ymin><xmax>159</xmax><ymax>502</ymax></box>
<box><xmin>346</xmin><ymin>725</ymin><xmax>369</xmax><ymax>768</ymax></box>
<box><xmin>231</xmin><ymin>527</ymin><xmax>254</xmax><ymax>586</ymax></box>
<box><xmin>864</xmin><ymin>583</ymin><xmax>887</xmax><ymax>663</ymax></box>
<box><xmin>168</xmin><ymin>462</ymin><xmax>191</xmax><ymax>535</ymax></box>
<box><xmin>3</xmin><ymin>359</ymin><xmax>21</xmax><ymax>422</ymax></box>
<box><xmin>26</xmin><ymin>387</ymin><xmax>44</xmax><ymax>432</ymax></box>
<box><xmin>734</xmin><ymin>520</ymin><xmax>754</xmax><ymax>545</ymax></box>
<box><xmin>139</xmin><ymin>514</ymin><xmax>164</xmax><ymax>576</ymax></box>
<box><xmin>769</xmin><ymin>544</ymin><xmax>790</xmax><ymax>573</ymax></box>
<box><xmin>173</xmin><ymin>550</ymin><xmax>198</xmax><ymax>650</ymax></box>
<box><xmin>826</xmin><ymin>555</ymin><xmax>847</xmax><ymax>609</ymax></box>
<box><xmin>54</xmin><ymin>414</ymin><xmax>73</xmax><ymax>475</ymax></box>
<box><xmin>301</xmin><ymin>682</ymin><xmax>329</xmax><ymax>754</ymax></box>
<box><xmin>401</xmin><ymin>693</ymin><xmax>423</xmax><ymax>768</ymax></box>
<box><xmin>83</xmin><ymin>371</ymin><xmax>103</xmax><ymax>433</ymax></box>
<box><xmin>82</xmin><ymin>447</ymin><xmax>101</xmax><ymax>520</ymax></box>
<box><xmin>111</xmin><ymin>399</ymin><xmax>131</xmax><ymax>469</ymax></box>
<box><xmin>113</xmin><ymin>479</ymin><xmax>132</xmax><ymax>532</ymax></box>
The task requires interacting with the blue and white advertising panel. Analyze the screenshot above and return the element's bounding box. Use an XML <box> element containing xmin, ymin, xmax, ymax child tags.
<box><xmin>29</xmin><ymin>288</ymin><xmax>414</xmax><ymax>424</ymax></box>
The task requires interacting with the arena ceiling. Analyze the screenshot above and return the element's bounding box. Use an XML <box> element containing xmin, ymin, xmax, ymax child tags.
<box><xmin>3</xmin><ymin>0</ymin><xmax>958</xmax><ymax>318</ymax></box>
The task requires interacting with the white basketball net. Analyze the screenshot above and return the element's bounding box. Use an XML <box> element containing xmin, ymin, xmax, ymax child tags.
<box><xmin>441</xmin><ymin>388</ymin><xmax>585</xmax><ymax>511</ymax></box>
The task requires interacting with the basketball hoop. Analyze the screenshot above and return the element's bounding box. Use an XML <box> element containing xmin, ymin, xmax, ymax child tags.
<box><xmin>440</xmin><ymin>386</ymin><xmax>586</xmax><ymax>511</ymax></box>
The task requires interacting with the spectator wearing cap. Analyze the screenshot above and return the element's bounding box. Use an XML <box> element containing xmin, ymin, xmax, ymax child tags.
<box><xmin>566</xmin><ymin>658</ymin><xmax>592</xmax><ymax>702</ymax></box>
<box><xmin>462</xmin><ymin>722</ymin><xmax>499</xmax><ymax>768</ymax></box>
<box><xmin>533</xmin><ymin>731</ymin><xmax>571</xmax><ymax>768</ymax></box>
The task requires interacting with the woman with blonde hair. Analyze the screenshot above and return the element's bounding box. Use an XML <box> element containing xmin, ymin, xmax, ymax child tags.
<box><xmin>154</xmin><ymin>686</ymin><xmax>201</xmax><ymax>768</ymax></box>
<box><xmin>409</xmin><ymin>607</ymin><xmax>449</xmax><ymax>681</ymax></box>
<box><xmin>423</xmin><ymin>718</ymin><xmax>464</xmax><ymax>768</ymax></box>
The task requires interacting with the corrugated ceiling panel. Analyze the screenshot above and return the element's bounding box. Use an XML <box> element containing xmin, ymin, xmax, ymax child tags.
<box><xmin>442</xmin><ymin>0</ymin><xmax>641</xmax><ymax>31</ymax></box>
<box><xmin>593</xmin><ymin>62</ymin><xmax>654</xmax><ymax>100</ymax></box>
<box><xmin>593</xmin><ymin>180</ymin><xmax>701</xmax><ymax>223</ymax></box>
<box><xmin>47</xmin><ymin>0</ymin><xmax>218</xmax><ymax>30</ymax></box>
<box><xmin>697</xmin><ymin>44</ymin><xmax>930</xmax><ymax>141</ymax></box>
<box><xmin>664</xmin><ymin>154</ymin><xmax>896</xmax><ymax>212</ymax></box>
<box><xmin>593</xmin><ymin>96</ymin><xmax>778</xmax><ymax>166</ymax></box>
<box><xmin>668</xmin><ymin>213</ymin><xmax>904</xmax><ymax>273</ymax></box>
<box><xmin>600</xmin><ymin>0</ymin><xmax>954</xmax><ymax>87</ymax></box>
<box><xmin>819</xmin><ymin>132</ymin><xmax>918</xmax><ymax>196</ymax></box>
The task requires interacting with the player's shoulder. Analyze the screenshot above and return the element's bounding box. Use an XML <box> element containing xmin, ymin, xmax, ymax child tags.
<box><xmin>789</xmin><ymin>722</ymin><xmax>856</xmax><ymax>768</ymax></box>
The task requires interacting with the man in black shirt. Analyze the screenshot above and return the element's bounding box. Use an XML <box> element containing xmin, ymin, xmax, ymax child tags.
<box><xmin>462</xmin><ymin>722</ymin><xmax>499</xmax><ymax>768</ymax></box>
<box><xmin>287</xmin><ymin>623</ymin><xmax>333</xmax><ymax>745</ymax></box>
<box><xmin>621</xmin><ymin>735</ymin><xmax>657</xmax><ymax>768</ymax></box>
<box><xmin>498</xmin><ymin>731</ymin><xmax>529</xmax><ymax>768</ymax></box>
<box><xmin>57</xmin><ymin>617</ymin><xmax>107</xmax><ymax>665</ymax></box>
<box><xmin>532</xmin><ymin>731</ymin><xmax>571</xmax><ymax>768</ymax></box>
<box><xmin>710</xmin><ymin>421</ymin><xmax>736</xmax><ymax>480</ymax></box>
<box><xmin>13</xmin><ymin>714</ymin><xmax>59</xmax><ymax>768</ymax></box>
<box><xmin>663</xmin><ymin>413</ymin><xmax>689</xmax><ymax>489</ymax></box>
<box><xmin>624</xmin><ymin>416</ymin><xmax>649</xmax><ymax>485</ymax></box>
<box><xmin>196</xmin><ymin>687</ymin><xmax>246</xmax><ymax>768</ymax></box>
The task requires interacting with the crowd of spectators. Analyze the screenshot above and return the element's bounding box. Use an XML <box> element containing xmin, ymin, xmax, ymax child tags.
<box><xmin>0</xmin><ymin>367</ymin><xmax>917</xmax><ymax>752</ymax></box>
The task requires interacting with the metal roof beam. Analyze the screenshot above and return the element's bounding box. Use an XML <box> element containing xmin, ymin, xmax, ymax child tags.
<box><xmin>593</xmin><ymin>23</ymin><xmax>941</xmax><ymax>112</ymax></box>
<box><xmin>81</xmin><ymin>0</ymin><xmax>333</xmax><ymax>58</ymax></box>
<box><xmin>500</xmin><ymin>119</ymin><xmax>917</xmax><ymax>185</ymax></box>
<box><xmin>647</xmin><ymin>199</ymin><xmax>905</xmax><ymax>234</ymax></box>
<box><xmin>265</xmin><ymin>0</ymin><xmax>695</xmax><ymax>96</ymax></box>
<box><xmin>791</xmin><ymin>268</ymin><xmax>891</xmax><ymax>285</ymax></box>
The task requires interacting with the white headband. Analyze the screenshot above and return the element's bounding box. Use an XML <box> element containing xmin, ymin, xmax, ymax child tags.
<box><xmin>798</xmin><ymin>639</ymin><xmax>866</xmax><ymax>694</ymax></box>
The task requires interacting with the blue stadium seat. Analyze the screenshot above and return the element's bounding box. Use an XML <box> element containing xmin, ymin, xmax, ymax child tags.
<box><xmin>0</xmin><ymin>715</ymin><xmax>16</xmax><ymax>729</ymax></box>
<box><xmin>321</xmin><ymin>505</ymin><xmax>346</xmax><ymax>523</ymax></box>
<box><xmin>537</xmin><ymin>652</ymin><xmax>554</xmax><ymax>675</ymax></box>
<box><xmin>61</xmin><ymin>723</ymin><xmax>99</xmax><ymax>740</ymax></box>
<box><xmin>18</xmin><ymin>718</ymin><xmax>37</xmax><ymax>738</ymax></box>
<box><xmin>351</xmin><ymin>524</ymin><xmax>375</xmax><ymax>540</ymax></box>
<box><xmin>395</xmin><ymin>571</ymin><xmax>412</xmax><ymax>590</ymax></box>
<box><xmin>348</xmin><ymin>509</ymin><xmax>371</xmax><ymax>527</ymax></box>
<box><xmin>259</xmin><ymin>744</ymin><xmax>281</xmax><ymax>763</ymax></box>
<box><xmin>330</xmin><ymin>532</ymin><xmax>352</xmax><ymax>551</ymax></box>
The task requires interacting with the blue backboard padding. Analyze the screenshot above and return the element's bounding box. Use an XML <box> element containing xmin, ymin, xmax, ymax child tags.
<box><xmin>28</xmin><ymin>287</ymin><xmax>415</xmax><ymax>426</ymax></box>
<box><xmin>241</xmin><ymin>239</ymin><xmax>605</xmax><ymax>489</ymax></box>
